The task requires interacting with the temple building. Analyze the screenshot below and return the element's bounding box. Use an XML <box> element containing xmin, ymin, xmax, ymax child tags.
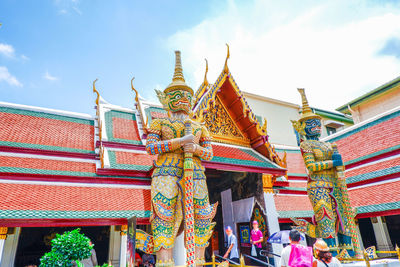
<box><xmin>0</xmin><ymin>51</ymin><xmax>399</xmax><ymax>266</ymax></box>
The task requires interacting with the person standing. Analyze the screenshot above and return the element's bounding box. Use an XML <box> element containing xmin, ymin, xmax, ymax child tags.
<box><xmin>78</xmin><ymin>241</ymin><xmax>98</xmax><ymax>267</ymax></box>
<box><xmin>313</xmin><ymin>239</ymin><xmax>342</xmax><ymax>267</ymax></box>
<box><xmin>250</xmin><ymin>221</ymin><xmax>264</xmax><ymax>262</ymax></box>
<box><xmin>223</xmin><ymin>226</ymin><xmax>240</xmax><ymax>264</ymax></box>
<box><xmin>279</xmin><ymin>230</ymin><xmax>312</xmax><ymax>267</ymax></box>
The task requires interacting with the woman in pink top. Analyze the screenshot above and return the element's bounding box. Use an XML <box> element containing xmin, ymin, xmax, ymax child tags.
<box><xmin>250</xmin><ymin>221</ymin><xmax>264</xmax><ymax>261</ymax></box>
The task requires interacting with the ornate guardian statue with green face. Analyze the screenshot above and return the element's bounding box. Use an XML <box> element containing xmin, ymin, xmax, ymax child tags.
<box><xmin>136</xmin><ymin>51</ymin><xmax>217</xmax><ymax>267</ymax></box>
<box><xmin>291</xmin><ymin>89</ymin><xmax>362</xmax><ymax>258</ymax></box>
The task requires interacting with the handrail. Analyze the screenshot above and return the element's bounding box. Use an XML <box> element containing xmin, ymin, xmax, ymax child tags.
<box><xmin>242</xmin><ymin>254</ymin><xmax>274</xmax><ymax>267</ymax></box>
<box><xmin>260</xmin><ymin>249</ymin><xmax>281</xmax><ymax>258</ymax></box>
<box><xmin>215</xmin><ymin>254</ymin><xmax>240</xmax><ymax>265</ymax></box>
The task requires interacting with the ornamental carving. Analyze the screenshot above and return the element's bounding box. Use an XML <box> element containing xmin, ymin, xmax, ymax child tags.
<box><xmin>203</xmin><ymin>97</ymin><xmax>249</xmax><ymax>145</ymax></box>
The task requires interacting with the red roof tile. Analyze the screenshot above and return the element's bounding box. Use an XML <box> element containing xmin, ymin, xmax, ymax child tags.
<box><xmin>115</xmin><ymin>151</ymin><xmax>156</xmax><ymax>166</ymax></box>
<box><xmin>335</xmin><ymin>115</ymin><xmax>400</xmax><ymax>162</ymax></box>
<box><xmin>349</xmin><ymin>180</ymin><xmax>400</xmax><ymax>208</ymax></box>
<box><xmin>278</xmin><ymin>151</ymin><xmax>307</xmax><ymax>174</ymax></box>
<box><xmin>0</xmin><ymin>156</ymin><xmax>96</xmax><ymax>175</ymax></box>
<box><xmin>0</xmin><ymin>110</ymin><xmax>94</xmax><ymax>153</ymax></box>
<box><xmin>112</xmin><ymin>117</ymin><xmax>141</xmax><ymax>142</ymax></box>
<box><xmin>346</xmin><ymin>157</ymin><xmax>400</xmax><ymax>178</ymax></box>
<box><xmin>274</xmin><ymin>194</ymin><xmax>312</xmax><ymax>212</ymax></box>
<box><xmin>0</xmin><ymin>182</ymin><xmax>150</xmax><ymax>211</ymax></box>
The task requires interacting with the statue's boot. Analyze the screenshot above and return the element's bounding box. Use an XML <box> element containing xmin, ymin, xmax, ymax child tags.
<box><xmin>323</xmin><ymin>237</ymin><xmax>338</xmax><ymax>257</ymax></box>
<box><xmin>338</xmin><ymin>233</ymin><xmax>355</xmax><ymax>258</ymax></box>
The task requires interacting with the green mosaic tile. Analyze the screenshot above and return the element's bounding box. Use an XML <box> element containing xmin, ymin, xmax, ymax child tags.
<box><xmin>107</xmin><ymin>150</ymin><xmax>153</xmax><ymax>171</ymax></box>
<box><xmin>346</xmin><ymin>165</ymin><xmax>400</xmax><ymax>184</ymax></box>
<box><xmin>144</xmin><ymin>106</ymin><xmax>167</xmax><ymax>125</ymax></box>
<box><xmin>0</xmin><ymin>167</ymin><xmax>96</xmax><ymax>177</ymax></box>
<box><xmin>275</xmin><ymin>186</ymin><xmax>307</xmax><ymax>191</ymax></box>
<box><xmin>0</xmin><ymin>140</ymin><xmax>95</xmax><ymax>154</ymax></box>
<box><xmin>104</xmin><ymin>110</ymin><xmax>142</xmax><ymax>145</ymax></box>
<box><xmin>356</xmin><ymin>201</ymin><xmax>400</xmax><ymax>214</ymax></box>
<box><xmin>278</xmin><ymin>210</ymin><xmax>314</xmax><ymax>218</ymax></box>
<box><xmin>0</xmin><ymin>106</ymin><xmax>93</xmax><ymax>125</ymax></box>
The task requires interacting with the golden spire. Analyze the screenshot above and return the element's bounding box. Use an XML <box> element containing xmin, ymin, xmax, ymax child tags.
<box><xmin>164</xmin><ymin>50</ymin><xmax>193</xmax><ymax>94</ymax></box>
<box><xmin>224</xmin><ymin>43</ymin><xmax>230</xmax><ymax>74</ymax></box>
<box><xmin>131</xmin><ymin>77</ymin><xmax>139</xmax><ymax>103</ymax></box>
<box><xmin>297</xmin><ymin>88</ymin><xmax>320</xmax><ymax>122</ymax></box>
<box><xmin>203</xmin><ymin>58</ymin><xmax>209</xmax><ymax>86</ymax></box>
<box><xmin>92</xmin><ymin>78</ymin><xmax>100</xmax><ymax>105</ymax></box>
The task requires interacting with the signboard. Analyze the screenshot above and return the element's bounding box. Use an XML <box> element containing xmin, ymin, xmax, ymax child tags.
<box><xmin>239</xmin><ymin>224</ymin><xmax>250</xmax><ymax>244</ymax></box>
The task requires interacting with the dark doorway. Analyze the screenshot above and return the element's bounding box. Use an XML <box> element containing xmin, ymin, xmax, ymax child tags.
<box><xmin>15</xmin><ymin>226</ymin><xmax>110</xmax><ymax>267</ymax></box>
<box><xmin>385</xmin><ymin>215</ymin><xmax>400</xmax><ymax>246</ymax></box>
<box><xmin>358</xmin><ymin>218</ymin><xmax>377</xmax><ymax>248</ymax></box>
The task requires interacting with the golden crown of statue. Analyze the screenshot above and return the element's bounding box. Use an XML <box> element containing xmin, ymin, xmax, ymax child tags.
<box><xmin>291</xmin><ymin>88</ymin><xmax>321</xmax><ymax>135</ymax></box>
<box><xmin>164</xmin><ymin>50</ymin><xmax>193</xmax><ymax>95</ymax></box>
<box><xmin>297</xmin><ymin>88</ymin><xmax>321</xmax><ymax>122</ymax></box>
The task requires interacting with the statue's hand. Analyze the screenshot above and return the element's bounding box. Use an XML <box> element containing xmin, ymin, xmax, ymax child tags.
<box><xmin>180</xmin><ymin>134</ymin><xmax>195</xmax><ymax>146</ymax></box>
<box><xmin>332</xmin><ymin>153</ymin><xmax>343</xmax><ymax>167</ymax></box>
<box><xmin>183</xmin><ymin>143</ymin><xmax>197</xmax><ymax>153</ymax></box>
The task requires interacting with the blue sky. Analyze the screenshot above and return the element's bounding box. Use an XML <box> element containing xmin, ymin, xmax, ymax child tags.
<box><xmin>1</xmin><ymin>0</ymin><xmax>400</xmax><ymax>114</ymax></box>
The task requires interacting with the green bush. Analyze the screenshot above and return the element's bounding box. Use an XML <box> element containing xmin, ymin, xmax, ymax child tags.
<box><xmin>40</xmin><ymin>228</ymin><xmax>93</xmax><ymax>267</ymax></box>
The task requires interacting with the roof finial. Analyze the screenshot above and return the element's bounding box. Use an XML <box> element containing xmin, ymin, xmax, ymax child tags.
<box><xmin>92</xmin><ymin>78</ymin><xmax>100</xmax><ymax>105</ymax></box>
<box><xmin>131</xmin><ymin>77</ymin><xmax>139</xmax><ymax>103</ymax></box>
<box><xmin>164</xmin><ymin>50</ymin><xmax>193</xmax><ymax>94</ymax></box>
<box><xmin>224</xmin><ymin>43</ymin><xmax>230</xmax><ymax>73</ymax></box>
<box><xmin>203</xmin><ymin>58</ymin><xmax>209</xmax><ymax>86</ymax></box>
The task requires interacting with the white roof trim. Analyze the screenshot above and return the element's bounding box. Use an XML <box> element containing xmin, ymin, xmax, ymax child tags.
<box><xmin>0</xmin><ymin>101</ymin><xmax>93</xmax><ymax>120</ymax></box>
<box><xmin>0</xmin><ymin>179</ymin><xmax>151</xmax><ymax>189</ymax></box>
<box><xmin>348</xmin><ymin>176</ymin><xmax>400</xmax><ymax>191</ymax></box>
<box><xmin>0</xmin><ymin>151</ymin><xmax>97</xmax><ymax>163</ymax></box>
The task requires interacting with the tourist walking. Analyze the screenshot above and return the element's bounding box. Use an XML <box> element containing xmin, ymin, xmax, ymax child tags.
<box><xmin>223</xmin><ymin>226</ymin><xmax>240</xmax><ymax>264</ymax></box>
<box><xmin>279</xmin><ymin>230</ymin><xmax>313</xmax><ymax>267</ymax></box>
<box><xmin>313</xmin><ymin>239</ymin><xmax>342</xmax><ymax>267</ymax></box>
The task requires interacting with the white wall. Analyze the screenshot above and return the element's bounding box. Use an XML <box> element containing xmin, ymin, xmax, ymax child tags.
<box><xmin>244</xmin><ymin>92</ymin><xmax>300</xmax><ymax>146</ymax></box>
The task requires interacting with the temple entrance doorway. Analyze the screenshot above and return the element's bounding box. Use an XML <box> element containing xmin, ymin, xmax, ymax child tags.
<box><xmin>15</xmin><ymin>226</ymin><xmax>110</xmax><ymax>267</ymax></box>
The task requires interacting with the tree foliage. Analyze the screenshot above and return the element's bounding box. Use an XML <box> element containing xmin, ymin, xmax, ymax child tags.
<box><xmin>40</xmin><ymin>228</ymin><xmax>93</xmax><ymax>267</ymax></box>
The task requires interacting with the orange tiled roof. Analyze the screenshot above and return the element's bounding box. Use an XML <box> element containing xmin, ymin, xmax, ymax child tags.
<box><xmin>0</xmin><ymin>182</ymin><xmax>151</xmax><ymax>219</ymax></box>
<box><xmin>0</xmin><ymin>106</ymin><xmax>95</xmax><ymax>154</ymax></box>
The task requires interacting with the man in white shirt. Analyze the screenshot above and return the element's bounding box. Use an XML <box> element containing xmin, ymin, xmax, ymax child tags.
<box><xmin>223</xmin><ymin>226</ymin><xmax>239</xmax><ymax>264</ymax></box>
<box><xmin>279</xmin><ymin>230</ymin><xmax>301</xmax><ymax>267</ymax></box>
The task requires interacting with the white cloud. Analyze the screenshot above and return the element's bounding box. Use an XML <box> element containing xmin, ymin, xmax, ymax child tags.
<box><xmin>20</xmin><ymin>54</ymin><xmax>29</xmax><ymax>61</ymax></box>
<box><xmin>166</xmin><ymin>0</ymin><xmax>400</xmax><ymax>110</ymax></box>
<box><xmin>0</xmin><ymin>43</ymin><xmax>15</xmax><ymax>58</ymax></box>
<box><xmin>0</xmin><ymin>66</ymin><xmax>23</xmax><ymax>87</ymax></box>
<box><xmin>43</xmin><ymin>71</ymin><xmax>59</xmax><ymax>81</ymax></box>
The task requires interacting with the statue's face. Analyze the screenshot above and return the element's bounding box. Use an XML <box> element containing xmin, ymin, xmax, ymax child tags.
<box><xmin>167</xmin><ymin>89</ymin><xmax>192</xmax><ymax>114</ymax></box>
<box><xmin>304</xmin><ymin>118</ymin><xmax>321</xmax><ymax>138</ymax></box>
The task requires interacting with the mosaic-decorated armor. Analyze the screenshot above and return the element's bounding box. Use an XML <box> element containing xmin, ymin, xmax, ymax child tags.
<box><xmin>136</xmin><ymin>51</ymin><xmax>217</xmax><ymax>266</ymax></box>
<box><xmin>291</xmin><ymin>88</ymin><xmax>361</xmax><ymax>258</ymax></box>
<box><xmin>146</xmin><ymin>118</ymin><xmax>217</xmax><ymax>251</ymax></box>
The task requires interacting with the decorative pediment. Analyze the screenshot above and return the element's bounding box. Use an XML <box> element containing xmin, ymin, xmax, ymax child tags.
<box><xmin>203</xmin><ymin>97</ymin><xmax>250</xmax><ymax>146</ymax></box>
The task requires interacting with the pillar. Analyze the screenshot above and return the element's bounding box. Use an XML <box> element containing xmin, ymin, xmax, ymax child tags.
<box><xmin>108</xmin><ymin>226</ymin><xmax>121</xmax><ymax>267</ymax></box>
<box><xmin>0</xmin><ymin>227</ymin><xmax>7</xmax><ymax>265</ymax></box>
<box><xmin>120</xmin><ymin>225</ymin><xmax>127</xmax><ymax>267</ymax></box>
<box><xmin>0</xmin><ymin>227</ymin><xmax>20</xmax><ymax>267</ymax></box>
<box><xmin>221</xmin><ymin>189</ymin><xmax>235</xmax><ymax>236</ymax></box>
<box><xmin>371</xmin><ymin>216</ymin><xmax>393</xmax><ymax>251</ymax></box>
<box><xmin>263</xmin><ymin>192</ymin><xmax>281</xmax><ymax>267</ymax></box>
<box><xmin>173</xmin><ymin>232</ymin><xmax>186</xmax><ymax>265</ymax></box>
